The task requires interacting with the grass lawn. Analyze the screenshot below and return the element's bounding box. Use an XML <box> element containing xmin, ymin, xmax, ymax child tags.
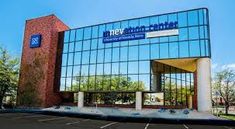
<box><xmin>220</xmin><ymin>114</ymin><xmax>235</xmax><ymax>121</ymax></box>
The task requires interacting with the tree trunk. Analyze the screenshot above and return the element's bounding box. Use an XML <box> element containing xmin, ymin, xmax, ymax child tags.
<box><xmin>0</xmin><ymin>95</ymin><xmax>3</xmax><ymax>109</ymax></box>
<box><xmin>225</xmin><ymin>103</ymin><xmax>229</xmax><ymax>115</ymax></box>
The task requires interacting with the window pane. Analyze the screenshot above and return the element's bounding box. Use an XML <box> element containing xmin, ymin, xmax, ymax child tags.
<box><xmin>82</xmin><ymin>51</ymin><xmax>90</xmax><ymax>64</ymax></box>
<box><xmin>96</xmin><ymin>64</ymin><xmax>103</xmax><ymax>75</ymax></box>
<box><xmin>139</xmin><ymin>61</ymin><xmax>150</xmax><ymax>74</ymax></box>
<box><xmin>99</xmin><ymin>25</ymin><xmax>105</xmax><ymax>37</ymax></box>
<box><xmin>129</xmin><ymin>46</ymin><xmax>138</xmax><ymax>61</ymax></box>
<box><xmin>128</xmin><ymin>75</ymin><xmax>139</xmax><ymax>91</ymax></box>
<box><xmin>160</xmin><ymin>43</ymin><xmax>169</xmax><ymax>58</ymax></box>
<box><xmin>120</xmin><ymin>47</ymin><xmax>128</xmax><ymax>61</ymax></box>
<box><xmin>70</xmin><ymin>30</ymin><xmax>76</xmax><ymax>42</ymax></box>
<box><xmin>112</xmin><ymin>48</ymin><xmax>119</xmax><ymax>62</ymax></box>
<box><xmin>98</xmin><ymin>38</ymin><xmax>104</xmax><ymax>49</ymax></box>
<box><xmin>189</xmin><ymin>27</ymin><xmax>199</xmax><ymax>40</ymax></box>
<box><xmin>179</xmin><ymin>28</ymin><xmax>188</xmax><ymax>41</ymax></box>
<box><xmin>112</xmin><ymin>63</ymin><xmax>119</xmax><ymax>75</ymax></box>
<box><xmin>105</xmin><ymin>49</ymin><xmax>111</xmax><ymax>63</ymax></box>
<box><xmin>66</xmin><ymin>77</ymin><xmax>72</xmax><ymax>91</ymax></box>
<box><xmin>113</xmin><ymin>22</ymin><xmax>121</xmax><ymax>29</ymax></box>
<box><xmin>188</xmin><ymin>10</ymin><xmax>198</xmax><ymax>26</ymax></box>
<box><xmin>128</xmin><ymin>61</ymin><xmax>138</xmax><ymax>74</ymax></box>
<box><xmin>92</xmin><ymin>26</ymin><xmax>98</xmax><ymax>38</ymax></box>
<box><xmin>104</xmin><ymin>63</ymin><xmax>111</xmax><ymax>75</ymax></box>
<box><xmin>62</xmin><ymin>54</ymin><xmax>67</xmax><ymax>66</ymax></box>
<box><xmin>75</xmin><ymin>41</ymin><xmax>82</xmax><ymax>51</ymax></box>
<box><xmin>84</xmin><ymin>27</ymin><xmax>91</xmax><ymax>40</ymax></box>
<box><xmin>91</xmin><ymin>39</ymin><xmax>98</xmax><ymax>50</ymax></box>
<box><xmin>90</xmin><ymin>50</ymin><xmax>97</xmax><ymax>64</ymax></box>
<box><xmin>129</xmin><ymin>19</ymin><xmax>139</xmax><ymax>27</ymax></box>
<box><xmin>139</xmin><ymin>45</ymin><xmax>150</xmax><ymax>60</ymax></box>
<box><xmin>150</xmin><ymin>16</ymin><xmax>159</xmax><ymax>24</ymax></box>
<box><xmin>73</xmin><ymin>66</ymin><xmax>80</xmax><ymax>77</ymax></box>
<box><xmin>139</xmin><ymin>74</ymin><xmax>150</xmax><ymax>91</ymax></box>
<box><xmin>151</xmin><ymin>44</ymin><xmax>159</xmax><ymax>59</ymax></box>
<box><xmin>74</xmin><ymin>52</ymin><xmax>81</xmax><ymax>65</ymax></box>
<box><xmin>97</xmin><ymin>50</ymin><xmax>104</xmax><ymax>63</ymax></box>
<box><xmin>169</xmin><ymin>42</ymin><xmax>179</xmax><ymax>58</ymax></box>
<box><xmin>189</xmin><ymin>41</ymin><xmax>200</xmax><ymax>57</ymax></box>
<box><xmin>63</xmin><ymin>43</ymin><xmax>68</xmax><ymax>53</ymax></box>
<box><xmin>61</xmin><ymin>67</ymin><xmax>66</xmax><ymax>77</ymax></box>
<box><xmin>178</xmin><ymin>12</ymin><xmax>187</xmax><ymax>27</ymax></box>
<box><xmin>139</xmin><ymin>17</ymin><xmax>149</xmax><ymax>26</ymax></box>
<box><xmin>89</xmin><ymin>65</ymin><xmax>96</xmax><ymax>76</ymax></box>
<box><xmin>69</xmin><ymin>42</ymin><xmax>74</xmax><ymax>52</ymax></box>
<box><xmin>76</xmin><ymin>29</ymin><xmax>83</xmax><ymax>41</ymax></box>
<box><xmin>83</xmin><ymin>40</ymin><xmax>91</xmax><ymax>51</ymax></box>
<box><xmin>120</xmin><ymin>62</ymin><xmax>127</xmax><ymax>75</ymax></box>
<box><xmin>81</xmin><ymin>65</ymin><xmax>89</xmax><ymax>76</ymax></box>
<box><xmin>68</xmin><ymin>53</ymin><xmax>74</xmax><ymax>65</ymax></box>
<box><xmin>67</xmin><ymin>66</ymin><xmax>73</xmax><ymax>77</ymax></box>
<box><xmin>168</xmin><ymin>14</ymin><xmax>177</xmax><ymax>22</ymax></box>
<box><xmin>179</xmin><ymin>41</ymin><xmax>189</xmax><ymax>57</ymax></box>
<box><xmin>64</xmin><ymin>31</ymin><xmax>70</xmax><ymax>42</ymax></box>
<box><xmin>60</xmin><ymin>78</ymin><xmax>66</xmax><ymax>91</ymax></box>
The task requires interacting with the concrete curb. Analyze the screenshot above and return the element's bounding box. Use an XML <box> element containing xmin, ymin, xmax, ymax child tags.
<box><xmin>1</xmin><ymin>109</ymin><xmax>235</xmax><ymax>126</ymax></box>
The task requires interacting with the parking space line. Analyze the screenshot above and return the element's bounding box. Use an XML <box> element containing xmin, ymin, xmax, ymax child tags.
<box><xmin>224</xmin><ymin>126</ymin><xmax>232</xmax><ymax>129</ymax></box>
<box><xmin>38</xmin><ymin>117</ymin><xmax>65</xmax><ymax>122</ymax></box>
<box><xmin>66</xmin><ymin>119</ymin><xmax>89</xmax><ymax>125</ymax></box>
<box><xmin>144</xmin><ymin>123</ymin><xmax>149</xmax><ymax>129</ymax></box>
<box><xmin>183</xmin><ymin>124</ymin><xmax>189</xmax><ymax>129</ymax></box>
<box><xmin>100</xmin><ymin>122</ymin><xmax>118</xmax><ymax>129</ymax></box>
<box><xmin>14</xmin><ymin>114</ymin><xmax>46</xmax><ymax>119</ymax></box>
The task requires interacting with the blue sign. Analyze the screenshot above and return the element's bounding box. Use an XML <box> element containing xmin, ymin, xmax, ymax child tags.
<box><xmin>103</xmin><ymin>21</ymin><xmax>178</xmax><ymax>43</ymax></box>
<box><xmin>30</xmin><ymin>34</ymin><xmax>41</xmax><ymax>48</ymax></box>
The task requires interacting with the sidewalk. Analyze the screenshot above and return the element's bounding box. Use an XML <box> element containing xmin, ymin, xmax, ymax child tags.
<box><xmin>43</xmin><ymin>106</ymin><xmax>220</xmax><ymax>120</ymax></box>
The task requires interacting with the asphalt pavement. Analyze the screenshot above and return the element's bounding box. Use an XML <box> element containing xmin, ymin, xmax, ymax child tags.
<box><xmin>0</xmin><ymin>113</ymin><xmax>234</xmax><ymax>129</ymax></box>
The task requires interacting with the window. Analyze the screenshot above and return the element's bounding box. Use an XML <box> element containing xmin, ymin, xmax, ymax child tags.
<box><xmin>120</xmin><ymin>62</ymin><xmax>127</xmax><ymax>75</ymax></box>
<box><xmin>70</xmin><ymin>30</ymin><xmax>76</xmax><ymax>42</ymax></box>
<box><xmin>128</xmin><ymin>61</ymin><xmax>138</xmax><ymax>74</ymax></box>
<box><xmin>151</xmin><ymin>44</ymin><xmax>159</xmax><ymax>60</ymax></box>
<box><xmin>139</xmin><ymin>45</ymin><xmax>149</xmax><ymax>60</ymax></box>
<box><xmin>92</xmin><ymin>26</ymin><xmax>98</xmax><ymax>38</ymax></box>
<box><xmin>64</xmin><ymin>31</ymin><xmax>70</xmax><ymax>42</ymax></box>
<box><xmin>82</xmin><ymin>51</ymin><xmax>90</xmax><ymax>64</ymax></box>
<box><xmin>139</xmin><ymin>61</ymin><xmax>150</xmax><ymax>74</ymax></box>
<box><xmin>189</xmin><ymin>27</ymin><xmax>199</xmax><ymax>40</ymax></box>
<box><xmin>89</xmin><ymin>65</ymin><xmax>96</xmax><ymax>76</ymax></box>
<box><xmin>179</xmin><ymin>28</ymin><xmax>188</xmax><ymax>41</ymax></box>
<box><xmin>69</xmin><ymin>42</ymin><xmax>74</xmax><ymax>52</ymax></box>
<box><xmin>84</xmin><ymin>27</ymin><xmax>91</xmax><ymax>40</ymax></box>
<box><xmin>104</xmin><ymin>63</ymin><xmax>111</xmax><ymax>75</ymax></box>
<box><xmin>104</xmin><ymin>49</ymin><xmax>112</xmax><ymax>63</ymax></box>
<box><xmin>189</xmin><ymin>40</ymin><xmax>200</xmax><ymax>57</ymax></box>
<box><xmin>68</xmin><ymin>53</ymin><xmax>74</xmax><ymax>65</ymax></box>
<box><xmin>178</xmin><ymin>12</ymin><xmax>187</xmax><ymax>27</ymax></box>
<box><xmin>139</xmin><ymin>17</ymin><xmax>149</xmax><ymax>26</ymax></box>
<box><xmin>73</xmin><ymin>66</ymin><xmax>80</xmax><ymax>77</ymax></box>
<box><xmin>83</xmin><ymin>40</ymin><xmax>91</xmax><ymax>51</ymax></box>
<box><xmin>74</xmin><ymin>52</ymin><xmax>81</xmax><ymax>65</ymax></box>
<box><xmin>188</xmin><ymin>10</ymin><xmax>198</xmax><ymax>26</ymax></box>
<box><xmin>120</xmin><ymin>47</ymin><xmax>128</xmax><ymax>61</ymax></box>
<box><xmin>160</xmin><ymin>43</ymin><xmax>169</xmax><ymax>58</ymax></box>
<box><xmin>179</xmin><ymin>41</ymin><xmax>189</xmax><ymax>57</ymax></box>
<box><xmin>76</xmin><ymin>29</ymin><xmax>83</xmax><ymax>41</ymax></box>
<box><xmin>90</xmin><ymin>50</ymin><xmax>97</xmax><ymax>64</ymax></box>
<box><xmin>63</xmin><ymin>43</ymin><xmax>68</xmax><ymax>53</ymax></box>
<box><xmin>129</xmin><ymin>19</ymin><xmax>139</xmax><ymax>27</ymax></box>
<box><xmin>112</xmin><ymin>48</ymin><xmax>119</xmax><ymax>62</ymax></box>
<box><xmin>91</xmin><ymin>39</ymin><xmax>98</xmax><ymax>50</ymax></box>
<box><xmin>96</xmin><ymin>64</ymin><xmax>103</xmax><ymax>75</ymax></box>
<box><xmin>67</xmin><ymin>66</ymin><xmax>73</xmax><ymax>77</ymax></box>
<box><xmin>139</xmin><ymin>74</ymin><xmax>150</xmax><ymax>91</ymax></box>
<box><xmin>61</xmin><ymin>67</ymin><xmax>66</xmax><ymax>77</ymax></box>
<box><xmin>97</xmin><ymin>50</ymin><xmax>104</xmax><ymax>63</ymax></box>
<box><xmin>112</xmin><ymin>63</ymin><xmax>119</xmax><ymax>75</ymax></box>
<box><xmin>129</xmin><ymin>46</ymin><xmax>138</xmax><ymax>61</ymax></box>
<box><xmin>62</xmin><ymin>54</ymin><xmax>67</xmax><ymax>66</ymax></box>
<box><xmin>81</xmin><ymin>65</ymin><xmax>89</xmax><ymax>76</ymax></box>
<box><xmin>99</xmin><ymin>25</ymin><xmax>105</xmax><ymax>37</ymax></box>
<box><xmin>169</xmin><ymin>42</ymin><xmax>179</xmax><ymax>58</ymax></box>
<box><xmin>75</xmin><ymin>41</ymin><xmax>82</xmax><ymax>51</ymax></box>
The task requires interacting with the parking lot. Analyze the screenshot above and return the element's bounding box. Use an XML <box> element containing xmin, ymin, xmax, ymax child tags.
<box><xmin>0</xmin><ymin>113</ymin><xmax>234</xmax><ymax>129</ymax></box>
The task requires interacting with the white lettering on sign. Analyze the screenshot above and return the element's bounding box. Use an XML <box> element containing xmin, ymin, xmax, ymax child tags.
<box><xmin>110</xmin><ymin>29</ymin><xmax>124</xmax><ymax>36</ymax></box>
<box><xmin>146</xmin><ymin>29</ymin><xmax>179</xmax><ymax>38</ymax></box>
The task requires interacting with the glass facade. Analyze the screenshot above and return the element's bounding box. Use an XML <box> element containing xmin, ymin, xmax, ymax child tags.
<box><xmin>59</xmin><ymin>8</ymin><xmax>210</xmax><ymax>107</ymax></box>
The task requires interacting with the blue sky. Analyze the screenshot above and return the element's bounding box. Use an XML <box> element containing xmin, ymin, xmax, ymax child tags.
<box><xmin>0</xmin><ymin>0</ymin><xmax>234</xmax><ymax>73</ymax></box>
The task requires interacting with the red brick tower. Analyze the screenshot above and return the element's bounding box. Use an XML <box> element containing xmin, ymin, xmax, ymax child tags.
<box><xmin>18</xmin><ymin>15</ymin><xmax>69</xmax><ymax>107</ymax></box>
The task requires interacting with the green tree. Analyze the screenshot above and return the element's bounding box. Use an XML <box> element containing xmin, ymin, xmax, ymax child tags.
<box><xmin>213</xmin><ymin>69</ymin><xmax>235</xmax><ymax>115</ymax></box>
<box><xmin>0</xmin><ymin>47</ymin><xmax>19</xmax><ymax>109</ymax></box>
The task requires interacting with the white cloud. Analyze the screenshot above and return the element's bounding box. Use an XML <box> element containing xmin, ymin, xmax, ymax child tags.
<box><xmin>221</xmin><ymin>63</ymin><xmax>235</xmax><ymax>70</ymax></box>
